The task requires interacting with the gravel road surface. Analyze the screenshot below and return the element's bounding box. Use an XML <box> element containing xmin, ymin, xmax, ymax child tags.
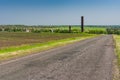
<box><xmin>0</xmin><ymin>35</ymin><xmax>115</xmax><ymax>80</ymax></box>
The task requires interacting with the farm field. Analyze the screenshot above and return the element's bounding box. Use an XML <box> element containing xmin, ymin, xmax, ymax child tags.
<box><xmin>0</xmin><ymin>32</ymin><xmax>91</xmax><ymax>48</ymax></box>
<box><xmin>0</xmin><ymin>32</ymin><xmax>97</xmax><ymax>61</ymax></box>
<box><xmin>0</xmin><ymin>26</ymin><xmax>107</xmax><ymax>50</ymax></box>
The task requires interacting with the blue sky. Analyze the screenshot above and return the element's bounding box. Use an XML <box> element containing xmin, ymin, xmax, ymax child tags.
<box><xmin>0</xmin><ymin>0</ymin><xmax>120</xmax><ymax>25</ymax></box>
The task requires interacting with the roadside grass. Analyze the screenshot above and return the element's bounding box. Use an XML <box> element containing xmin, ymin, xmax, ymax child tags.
<box><xmin>113</xmin><ymin>35</ymin><xmax>120</xmax><ymax>80</ymax></box>
<box><xmin>114</xmin><ymin>35</ymin><xmax>120</xmax><ymax>68</ymax></box>
<box><xmin>0</xmin><ymin>33</ymin><xmax>97</xmax><ymax>61</ymax></box>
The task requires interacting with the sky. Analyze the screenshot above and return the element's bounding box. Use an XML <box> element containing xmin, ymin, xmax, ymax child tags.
<box><xmin>0</xmin><ymin>0</ymin><xmax>120</xmax><ymax>25</ymax></box>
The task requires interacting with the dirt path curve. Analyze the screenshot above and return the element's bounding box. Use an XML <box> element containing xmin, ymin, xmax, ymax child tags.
<box><xmin>0</xmin><ymin>35</ymin><xmax>115</xmax><ymax>80</ymax></box>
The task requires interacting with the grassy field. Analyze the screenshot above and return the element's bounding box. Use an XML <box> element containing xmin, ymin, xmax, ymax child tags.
<box><xmin>0</xmin><ymin>32</ymin><xmax>97</xmax><ymax>61</ymax></box>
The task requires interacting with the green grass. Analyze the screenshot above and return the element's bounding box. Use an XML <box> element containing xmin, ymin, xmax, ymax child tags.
<box><xmin>0</xmin><ymin>33</ymin><xmax>97</xmax><ymax>61</ymax></box>
<box><xmin>114</xmin><ymin>35</ymin><xmax>120</xmax><ymax>68</ymax></box>
<box><xmin>113</xmin><ymin>35</ymin><xmax>120</xmax><ymax>79</ymax></box>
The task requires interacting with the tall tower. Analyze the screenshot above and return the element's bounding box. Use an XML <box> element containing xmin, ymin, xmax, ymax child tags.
<box><xmin>81</xmin><ymin>16</ymin><xmax>84</xmax><ymax>32</ymax></box>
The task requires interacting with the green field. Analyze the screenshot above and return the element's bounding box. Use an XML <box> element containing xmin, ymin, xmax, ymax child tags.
<box><xmin>0</xmin><ymin>32</ymin><xmax>97</xmax><ymax>61</ymax></box>
<box><xmin>0</xmin><ymin>25</ymin><xmax>107</xmax><ymax>34</ymax></box>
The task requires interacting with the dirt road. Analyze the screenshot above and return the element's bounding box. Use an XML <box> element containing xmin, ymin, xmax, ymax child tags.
<box><xmin>0</xmin><ymin>35</ymin><xmax>115</xmax><ymax>80</ymax></box>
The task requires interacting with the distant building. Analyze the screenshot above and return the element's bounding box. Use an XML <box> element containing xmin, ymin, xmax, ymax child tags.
<box><xmin>2</xmin><ymin>28</ymin><xmax>5</xmax><ymax>31</ymax></box>
<box><xmin>26</xmin><ymin>29</ymin><xmax>30</xmax><ymax>32</ymax></box>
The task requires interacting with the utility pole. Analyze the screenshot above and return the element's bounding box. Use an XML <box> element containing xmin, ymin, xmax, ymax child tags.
<box><xmin>81</xmin><ymin>16</ymin><xmax>84</xmax><ymax>32</ymax></box>
<box><xmin>69</xmin><ymin>25</ymin><xmax>71</xmax><ymax>33</ymax></box>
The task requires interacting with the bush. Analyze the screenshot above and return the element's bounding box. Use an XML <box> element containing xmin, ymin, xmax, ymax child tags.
<box><xmin>87</xmin><ymin>30</ymin><xmax>107</xmax><ymax>34</ymax></box>
<box><xmin>106</xmin><ymin>28</ymin><xmax>120</xmax><ymax>35</ymax></box>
